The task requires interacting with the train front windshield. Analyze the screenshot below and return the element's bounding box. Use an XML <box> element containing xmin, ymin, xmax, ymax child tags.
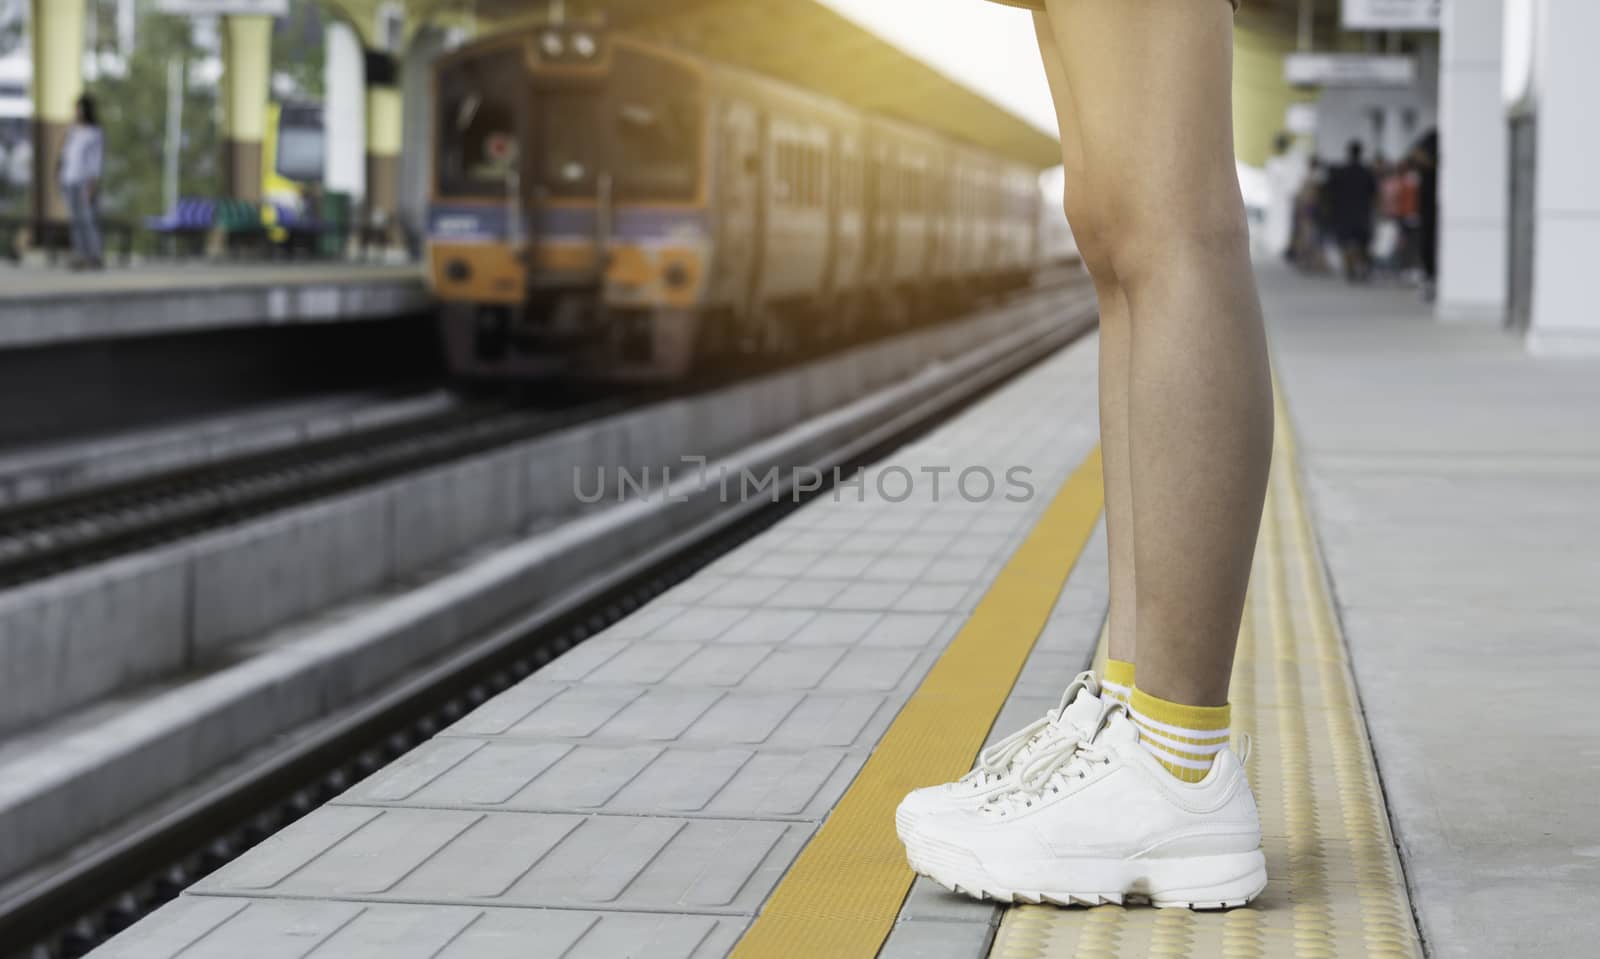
<box><xmin>436</xmin><ymin>44</ymin><xmax>701</xmax><ymax>204</ymax></box>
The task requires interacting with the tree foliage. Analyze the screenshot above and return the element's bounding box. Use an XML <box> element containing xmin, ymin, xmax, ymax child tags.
<box><xmin>89</xmin><ymin>1</ymin><xmax>221</xmax><ymax>227</ymax></box>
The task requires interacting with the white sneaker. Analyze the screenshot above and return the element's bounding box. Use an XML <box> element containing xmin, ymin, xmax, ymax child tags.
<box><xmin>895</xmin><ymin>672</ymin><xmax>1103</xmax><ymax>844</ymax></box>
<box><xmin>904</xmin><ymin>701</ymin><xmax>1267</xmax><ymax>910</ymax></box>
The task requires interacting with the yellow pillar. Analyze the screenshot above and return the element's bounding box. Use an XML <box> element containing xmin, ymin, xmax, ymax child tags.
<box><xmin>220</xmin><ymin>15</ymin><xmax>273</xmax><ymax>202</ymax></box>
<box><xmin>364</xmin><ymin>49</ymin><xmax>403</xmax><ymax>241</ymax></box>
<box><xmin>1233</xmin><ymin>23</ymin><xmax>1321</xmax><ymax>168</ymax></box>
<box><xmin>29</xmin><ymin>0</ymin><xmax>86</xmax><ymax>224</ymax></box>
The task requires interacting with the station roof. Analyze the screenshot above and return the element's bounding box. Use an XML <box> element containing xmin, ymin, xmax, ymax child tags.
<box><xmin>469</xmin><ymin>0</ymin><xmax>1063</xmax><ymax>169</ymax></box>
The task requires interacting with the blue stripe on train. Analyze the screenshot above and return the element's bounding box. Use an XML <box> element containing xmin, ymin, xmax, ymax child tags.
<box><xmin>428</xmin><ymin>205</ymin><xmax>708</xmax><ymax>242</ymax></box>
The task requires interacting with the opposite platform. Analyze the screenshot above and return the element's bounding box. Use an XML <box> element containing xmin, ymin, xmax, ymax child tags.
<box><xmin>0</xmin><ymin>264</ymin><xmax>429</xmax><ymax>350</ymax></box>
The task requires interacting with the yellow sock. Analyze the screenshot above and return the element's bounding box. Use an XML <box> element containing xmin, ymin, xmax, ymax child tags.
<box><xmin>1102</xmin><ymin>659</ymin><xmax>1135</xmax><ymax>706</ymax></box>
<box><xmin>1129</xmin><ymin>687</ymin><xmax>1231</xmax><ymax>784</ymax></box>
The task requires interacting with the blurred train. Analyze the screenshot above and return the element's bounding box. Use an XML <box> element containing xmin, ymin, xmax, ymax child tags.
<box><xmin>425</xmin><ymin>21</ymin><xmax>1049</xmax><ymax>382</ymax></box>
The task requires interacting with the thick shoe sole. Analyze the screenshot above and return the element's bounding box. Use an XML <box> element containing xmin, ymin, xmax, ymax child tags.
<box><xmin>906</xmin><ymin>833</ymin><xmax>1268</xmax><ymax>911</ymax></box>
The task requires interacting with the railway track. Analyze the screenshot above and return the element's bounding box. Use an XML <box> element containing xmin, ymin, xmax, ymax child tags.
<box><xmin>0</xmin><ymin>280</ymin><xmax>1098</xmax><ymax>959</ymax></box>
<box><xmin>0</xmin><ymin>394</ymin><xmax>644</xmax><ymax>589</ymax></box>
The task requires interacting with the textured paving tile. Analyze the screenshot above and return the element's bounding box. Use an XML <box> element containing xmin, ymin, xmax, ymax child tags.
<box><xmin>194</xmin><ymin>807</ymin><xmax>808</xmax><ymax>914</ymax></box>
<box><xmin>96</xmin><ymin>897</ymin><xmax>743</xmax><ymax>958</ymax></box>
<box><xmin>340</xmin><ymin>739</ymin><xmax>865</xmax><ymax>819</ymax></box>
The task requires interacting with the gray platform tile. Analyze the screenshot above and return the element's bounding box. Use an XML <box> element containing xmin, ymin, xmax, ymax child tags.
<box><xmin>699</xmin><ymin>576</ymin><xmax>790</xmax><ymax>607</ymax></box>
<box><xmin>764</xmin><ymin>579</ymin><xmax>848</xmax><ymax>608</ymax></box>
<box><xmin>451</xmin><ymin>684</ymin><xmax>641</xmax><ymax>739</ymax></box>
<box><xmin>772</xmin><ymin>610</ymin><xmax>878</xmax><ymax>648</ymax></box>
<box><xmin>583</xmin><ymin>642</ymin><xmax>706</xmax><ymax>685</ymax></box>
<box><xmin>898</xmin><ymin>875</ymin><xmax>1000</xmax><ymax>925</ymax></box>
<box><xmin>454</xmin><ymin>682</ymin><xmax>896</xmax><ymax>750</ymax></box>
<box><xmin>1010</xmin><ymin>649</ymin><xmax>1096</xmax><ymax>699</ymax></box>
<box><xmin>665</xmin><ymin>644</ymin><xmax>775</xmax><ymax>686</ymax></box>
<box><xmin>913</xmin><ymin>533</ymin><xmax>999</xmax><ymax>560</ymax></box>
<box><xmin>195</xmin><ymin>807</ymin><xmax>808</xmax><ymax>914</ymax></box>
<box><xmin>797</xmin><ymin>507</ymin><xmax>877</xmax><ymax>532</ymax></box>
<box><xmin>819</xmin><ymin>647</ymin><xmax>927</xmax><ymax>692</ymax></box>
<box><xmin>781</xmin><ymin>529</ymin><xmax>853</xmax><ymax>552</ymax></box>
<box><xmin>861</xmin><ymin>554</ymin><xmax>936</xmax><ymax>582</ymax></box>
<box><xmin>707</xmin><ymin>608</ymin><xmax>816</xmax><ymax>645</ymax></box>
<box><xmin>828</xmin><ymin>581</ymin><xmax>911</xmax><ymax>610</ymax></box>
<box><xmin>878</xmin><ymin>918</ymin><xmax>996</xmax><ymax>959</ymax></box>
<box><xmin>741</xmin><ymin>645</ymin><xmax>849</xmax><ymax>688</ymax></box>
<box><xmin>600</xmin><ymin>602</ymin><xmax>689</xmax><ymax>639</ymax></box>
<box><xmin>743</xmin><ymin>550</ymin><xmax>825</xmax><ymax>577</ymax></box>
<box><xmin>340</xmin><ymin>739</ymin><xmax>865</xmax><ymax>820</ymax></box>
<box><xmin>984</xmin><ymin>696</ymin><xmax>1059</xmax><ymax>752</ymax></box>
<box><xmin>536</xmin><ymin>636</ymin><xmax>632</xmax><ymax>682</ymax></box>
<box><xmin>891</xmin><ymin>584</ymin><xmax>968</xmax><ymax>613</ymax></box>
<box><xmin>829</xmin><ymin>531</ymin><xmax>906</xmax><ymax>554</ymax></box>
<box><xmin>652</xmin><ymin>575</ymin><xmax>732</xmax><ymax>606</ymax></box>
<box><xmin>601</xmin><ymin>686</ymin><xmax>726</xmax><ymax>740</ymax></box>
<box><xmin>803</xmin><ymin>552</ymin><xmax>878</xmax><ymax>579</ymax></box>
<box><xmin>1031</xmin><ymin>609</ymin><xmax>1107</xmax><ymax>654</ymax></box>
<box><xmin>864</xmin><ymin>509</ymin><xmax>929</xmax><ymax>533</ymax></box>
<box><xmin>97</xmin><ymin>898</ymin><xmax>365</xmax><ymax>959</ymax></box>
<box><xmin>857</xmin><ymin>611</ymin><xmax>954</xmax><ymax>648</ymax></box>
<box><xmin>649</xmin><ymin>607</ymin><xmax>751</xmax><ymax>642</ymax></box>
<box><xmin>920</xmin><ymin>556</ymin><xmax>992</xmax><ymax>584</ymax></box>
<box><xmin>895</xmin><ymin>532</ymin><xmax>962</xmax><ymax>555</ymax></box>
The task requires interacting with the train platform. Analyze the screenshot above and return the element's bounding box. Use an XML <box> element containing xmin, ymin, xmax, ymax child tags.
<box><xmin>89</xmin><ymin>266</ymin><xmax>1600</xmax><ymax>959</ymax></box>
<box><xmin>0</xmin><ymin>263</ymin><xmax>430</xmax><ymax>351</ymax></box>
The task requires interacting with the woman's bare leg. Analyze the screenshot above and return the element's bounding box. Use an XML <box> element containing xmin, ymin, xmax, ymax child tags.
<box><xmin>1031</xmin><ymin>14</ymin><xmax>1138</xmax><ymax>668</ymax></box>
<box><xmin>1042</xmin><ymin>0</ymin><xmax>1273</xmax><ymax>708</ymax></box>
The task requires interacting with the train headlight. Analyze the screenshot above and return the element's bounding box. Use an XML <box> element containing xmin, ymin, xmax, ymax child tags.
<box><xmin>572</xmin><ymin>32</ymin><xmax>598</xmax><ymax>59</ymax></box>
<box><xmin>540</xmin><ymin>30</ymin><xmax>564</xmax><ymax>58</ymax></box>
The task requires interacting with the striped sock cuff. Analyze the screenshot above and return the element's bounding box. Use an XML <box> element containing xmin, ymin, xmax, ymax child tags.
<box><xmin>1102</xmin><ymin>659</ymin><xmax>1135</xmax><ymax>705</ymax></box>
<box><xmin>1129</xmin><ymin>687</ymin><xmax>1231</xmax><ymax>784</ymax></box>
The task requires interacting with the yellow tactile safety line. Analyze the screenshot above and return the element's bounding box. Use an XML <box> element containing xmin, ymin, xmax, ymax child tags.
<box><xmin>990</xmin><ymin>394</ymin><xmax>1425</xmax><ymax>959</ymax></box>
<box><xmin>729</xmin><ymin>448</ymin><xmax>1106</xmax><ymax>959</ymax></box>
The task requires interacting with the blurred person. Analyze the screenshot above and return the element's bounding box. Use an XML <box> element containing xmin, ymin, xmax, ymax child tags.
<box><xmin>1265</xmin><ymin>132</ymin><xmax>1307</xmax><ymax>261</ymax></box>
<box><xmin>1373</xmin><ymin>158</ymin><xmax>1406</xmax><ymax>280</ymax></box>
<box><xmin>1291</xmin><ymin>156</ymin><xmax>1329</xmax><ymax>272</ymax></box>
<box><xmin>1409</xmin><ymin>129</ymin><xmax>1439</xmax><ymax>302</ymax></box>
<box><xmin>898</xmin><ymin>0</ymin><xmax>1272</xmax><ymax>910</ymax></box>
<box><xmin>59</xmin><ymin>93</ymin><xmax>104</xmax><ymax>270</ymax></box>
<box><xmin>1326</xmin><ymin>139</ymin><xmax>1377</xmax><ymax>283</ymax></box>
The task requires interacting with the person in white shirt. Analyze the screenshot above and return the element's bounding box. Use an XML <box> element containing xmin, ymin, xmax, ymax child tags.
<box><xmin>58</xmin><ymin>94</ymin><xmax>105</xmax><ymax>269</ymax></box>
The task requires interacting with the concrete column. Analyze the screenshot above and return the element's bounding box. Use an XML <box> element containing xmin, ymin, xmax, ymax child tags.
<box><xmin>220</xmin><ymin>15</ymin><xmax>272</xmax><ymax>203</ymax></box>
<box><xmin>1525</xmin><ymin>0</ymin><xmax>1600</xmax><ymax>354</ymax></box>
<box><xmin>28</xmin><ymin>0</ymin><xmax>86</xmax><ymax>224</ymax></box>
<box><xmin>364</xmin><ymin>49</ymin><xmax>402</xmax><ymax>242</ymax></box>
<box><xmin>1436</xmin><ymin>0</ymin><xmax>1509</xmax><ymax>323</ymax></box>
<box><xmin>324</xmin><ymin>20</ymin><xmax>367</xmax><ymax>203</ymax></box>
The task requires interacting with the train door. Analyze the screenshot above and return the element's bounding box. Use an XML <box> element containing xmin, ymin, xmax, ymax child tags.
<box><xmin>717</xmin><ymin>99</ymin><xmax>765</xmax><ymax>319</ymax></box>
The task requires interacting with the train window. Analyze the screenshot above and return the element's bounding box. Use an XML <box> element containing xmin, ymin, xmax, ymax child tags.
<box><xmin>542</xmin><ymin>94</ymin><xmax>603</xmax><ymax>197</ymax></box>
<box><xmin>436</xmin><ymin>50</ymin><xmax>525</xmax><ymax>199</ymax></box>
<box><xmin>610</xmin><ymin>47</ymin><xmax>702</xmax><ymax>201</ymax></box>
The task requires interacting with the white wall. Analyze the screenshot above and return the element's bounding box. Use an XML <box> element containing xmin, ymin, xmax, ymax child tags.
<box><xmin>1525</xmin><ymin>0</ymin><xmax>1600</xmax><ymax>354</ymax></box>
<box><xmin>1436</xmin><ymin>0</ymin><xmax>1507</xmax><ymax>323</ymax></box>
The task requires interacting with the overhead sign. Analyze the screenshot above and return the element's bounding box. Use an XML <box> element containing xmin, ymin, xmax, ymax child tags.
<box><xmin>1285</xmin><ymin>53</ymin><xmax>1417</xmax><ymax>88</ymax></box>
<box><xmin>155</xmin><ymin>0</ymin><xmax>289</xmax><ymax>15</ymax></box>
<box><xmin>1342</xmin><ymin>0</ymin><xmax>1441</xmax><ymax>30</ymax></box>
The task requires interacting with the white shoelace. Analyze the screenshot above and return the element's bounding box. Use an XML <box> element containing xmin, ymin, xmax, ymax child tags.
<box><xmin>956</xmin><ymin>674</ymin><xmax>1097</xmax><ymax>791</ymax></box>
<box><xmin>981</xmin><ymin>700</ymin><xmax>1122</xmax><ymax>816</ymax></box>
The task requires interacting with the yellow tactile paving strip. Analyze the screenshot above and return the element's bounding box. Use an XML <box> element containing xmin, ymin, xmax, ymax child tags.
<box><xmin>992</xmin><ymin>398</ymin><xmax>1425</xmax><ymax>959</ymax></box>
<box><xmin>729</xmin><ymin>449</ymin><xmax>1107</xmax><ymax>959</ymax></box>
